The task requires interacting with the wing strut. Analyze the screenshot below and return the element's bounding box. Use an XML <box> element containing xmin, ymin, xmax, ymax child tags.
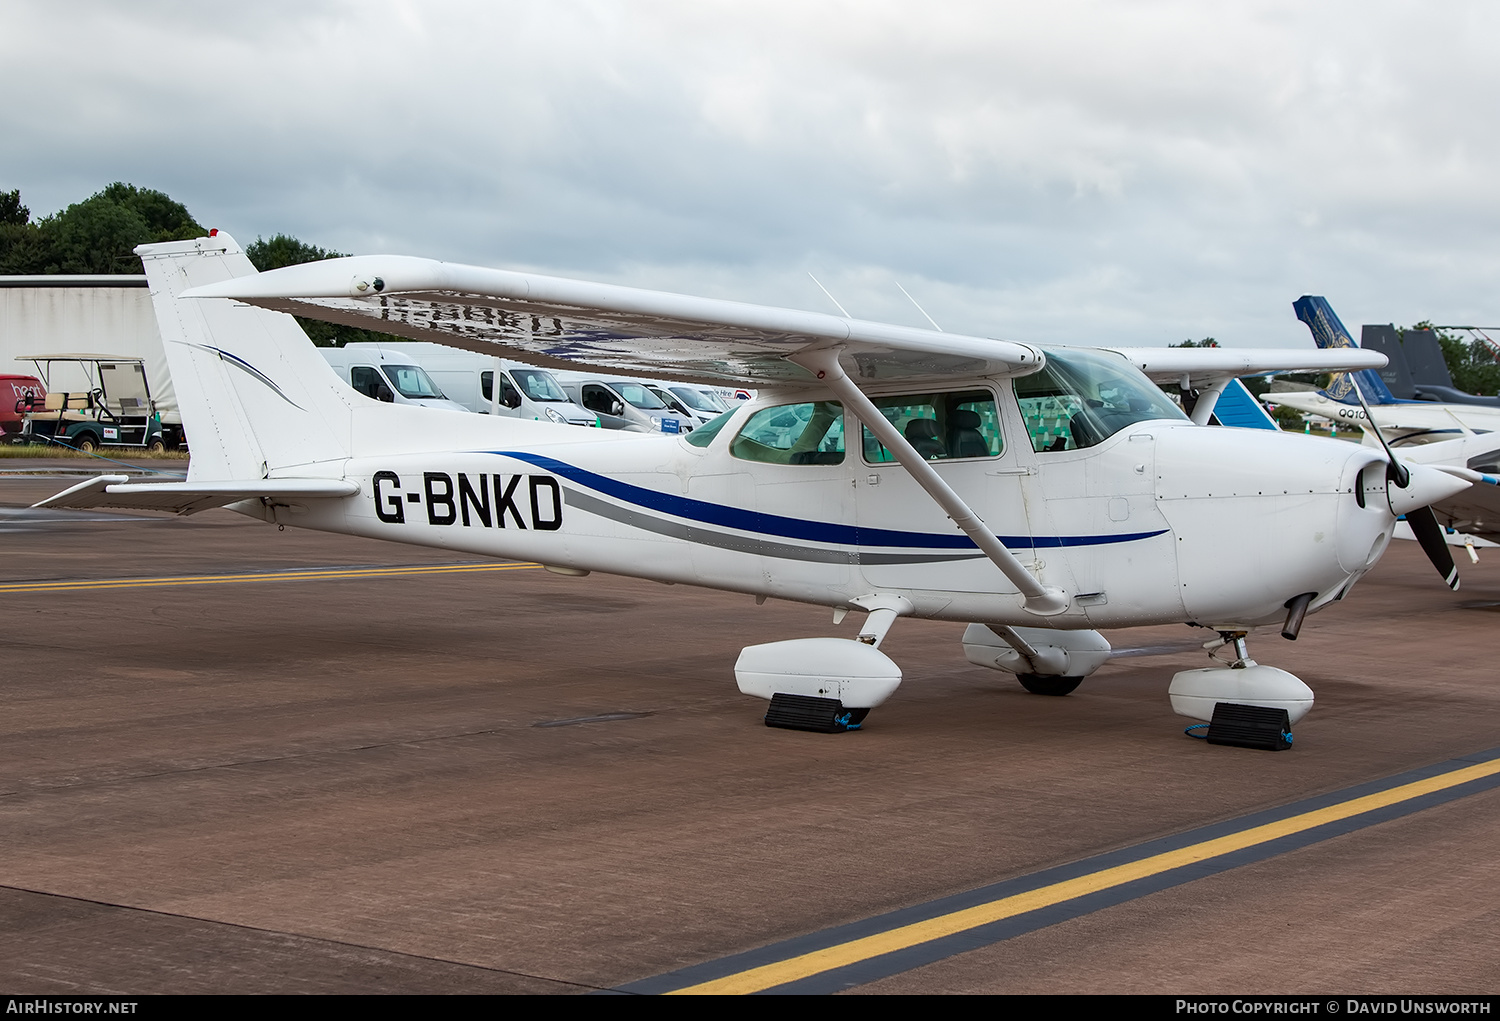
<box><xmin>788</xmin><ymin>347</ymin><xmax>1069</xmax><ymax>616</ymax></box>
<box><xmin>1181</xmin><ymin>375</ymin><xmax>1231</xmax><ymax>426</ymax></box>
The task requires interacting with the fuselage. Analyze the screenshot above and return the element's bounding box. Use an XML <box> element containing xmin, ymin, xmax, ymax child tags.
<box><xmin>266</xmin><ymin>374</ymin><xmax>1395</xmax><ymax>634</ymax></box>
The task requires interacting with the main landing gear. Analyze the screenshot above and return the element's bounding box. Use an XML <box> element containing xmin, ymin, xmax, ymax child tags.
<box><xmin>961</xmin><ymin>624</ymin><xmax>1112</xmax><ymax>696</ymax></box>
<box><xmin>735</xmin><ymin>595</ymin><xmax>910</xmax><ymax>733</ymax></box>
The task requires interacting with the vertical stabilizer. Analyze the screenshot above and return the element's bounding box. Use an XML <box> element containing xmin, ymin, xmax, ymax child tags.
<box><xmin>136</xmin><ymin>234</ymin><xmax>354</xmax><ymax>481</ymax></box>
<box><xmin>1293</xmin><ymin>295</ymin><xmax>1399</xmax><ymax>406</ymax></box>
<box><xmin>1357</xmin><ymin>325</ymin><xmax>1416</xmax><ymax>398</ymax></box>
<box><xmin>1212</xmin><ymin>378</ymin><xmax>1280</xmax><ymax>430</ymax></box>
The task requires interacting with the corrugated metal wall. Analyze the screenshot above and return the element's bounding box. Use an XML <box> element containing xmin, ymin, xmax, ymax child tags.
<box><xmin>0</xmin><ymin>277</ymin><xmax>178</xmax><ymax>422</ymax></box>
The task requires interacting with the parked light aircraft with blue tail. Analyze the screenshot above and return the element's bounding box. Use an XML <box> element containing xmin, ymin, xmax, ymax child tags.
<box><xmin>34</xmin><ymin>236</ymin><xmax>1472</xmax><ymax>735</ymax></box>
<box><xmin>1272</xmin><ymin>297</ymin><xmax>1500</xmax><ymax>554</ymax></box>
<box><xmin>1275</xmin><ymin>297</ymin><xmax>1500</xmax><ymax>446</ymax></box>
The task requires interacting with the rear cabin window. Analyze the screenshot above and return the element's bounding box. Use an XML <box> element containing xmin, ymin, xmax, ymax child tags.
<box><xmin>730</xmin><ymin>401</ymin><xmax>845</xmax><ymax>465</ymax></box>
<box><xmin>862</xmin><ymin>389</ymin><xmax>1002</xmax><ymax>463</ymax></box>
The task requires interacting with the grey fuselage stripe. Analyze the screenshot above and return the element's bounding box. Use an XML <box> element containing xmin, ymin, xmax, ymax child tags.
<box><xmin>562</xmin><ymin>488</ymin><xmax>988</xmax><ymax>567</ymax></box>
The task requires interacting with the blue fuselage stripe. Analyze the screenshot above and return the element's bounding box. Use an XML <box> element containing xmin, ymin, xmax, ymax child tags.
<box><xmin>488</xmin><ymin>450</ymin><xmax>1167</xmax><ymax>551</ymax></box>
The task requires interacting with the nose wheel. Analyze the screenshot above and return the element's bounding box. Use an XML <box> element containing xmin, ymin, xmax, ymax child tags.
<box><xmin>1167</xmin><ymin>631</ymin><xmax>1314</xmax><ymax>734</ymax></box>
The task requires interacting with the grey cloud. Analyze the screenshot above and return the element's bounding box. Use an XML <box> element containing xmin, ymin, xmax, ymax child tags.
<box><xmin>5</xmin><ymin>0</ymin><xmax>1500</xmax><ymax>347</ymax></box>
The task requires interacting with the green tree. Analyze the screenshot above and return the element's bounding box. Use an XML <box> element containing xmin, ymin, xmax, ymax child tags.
<box><xmin>0</xmin><ymin>189</ymin><xmax>28</xmax><ymax>226</ymax></box>
<box><xmin>0</xmin><ymin>187</ymin><xmax>53</xmax><ymax>274</ymax></box>
<box><xmin>0</xmin><ymin>183</ymin><xmax>204</xmax><ymax>274</ymax></box>
<box><xmin>44</xmin><ymin>183</ymin><xmax>204</xmax><ymax>273</ymax></box>
<box><xmin>246</xmin><ymin>233</ymin><xmax>347</xmax><ymax>271</ymax></box>
<box><xmin>93</xmin><ymin>182</ymin><xmax>201</xmax><ymax>241</ymax></box>
<box><xmin>246</xmin><ymin>232</ymin><xmax>390</xmax><ymax>348</ymax></box>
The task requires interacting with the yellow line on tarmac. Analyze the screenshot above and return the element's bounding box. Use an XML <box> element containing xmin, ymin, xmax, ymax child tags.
<box><xmin>0</xmin><ymin>562</ymin><xmax>542</xmax><ymax>594</ymax></box>
<box><xmin>671</xmin><ymin>756</ymin><xmax>1500</xmax><ymax>995</ymax></box>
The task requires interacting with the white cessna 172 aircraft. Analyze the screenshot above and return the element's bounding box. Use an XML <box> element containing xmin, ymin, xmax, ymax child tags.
<box><xmin>36</xmin><ymin>235</ymin><xmax>1471</xmax><ymax>735</ymax></box>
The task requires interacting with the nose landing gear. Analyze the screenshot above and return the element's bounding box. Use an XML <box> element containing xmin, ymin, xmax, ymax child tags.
<box><xmin>1168</xmin><ymin>630</ymin><xmax>1314</xmax><ymax>736</ymax></box>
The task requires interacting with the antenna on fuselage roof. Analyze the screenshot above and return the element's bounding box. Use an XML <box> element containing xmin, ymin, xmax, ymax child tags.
<box><xmin>807</xmin><ymin>272</ymin><xmax>851</xmax><ymax>318</ymax></box>
<box><xmin>895</xmin><ymin>280</ymin><xmax>943</xmax><ymax>332</ymax></box>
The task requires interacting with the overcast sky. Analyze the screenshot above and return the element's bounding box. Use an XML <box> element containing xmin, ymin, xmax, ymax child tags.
<box><xmin>4</xmin><ymin>0</ymin><xmax>1498</xmax><ymax>346</ymax></box>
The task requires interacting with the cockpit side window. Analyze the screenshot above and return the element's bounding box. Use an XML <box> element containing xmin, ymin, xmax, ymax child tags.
<box><xmin>1015</xmin><ymin>348</ymin><xmax>1188</xmax><ymax>452</ymax></box>
<box><xmin>730</xmin><ymin>401</ymin><xmax>845</xmax><ymax>465</ymax></box>
<box><xmin>861</xmin><ymin>389</ymin><xmax>1002</xmax><ymax>463</ymax></box>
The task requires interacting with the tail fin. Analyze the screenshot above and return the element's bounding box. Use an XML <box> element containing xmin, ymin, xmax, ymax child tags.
<box><xmin>1292</xmin><ymin>295</ymin><xmax>1399</xmax><ymax>406</ymax></box>
<box><xmin>137</xmin><ymin>234</ymin><xmax>355</xmax><ymax>481</ymax></box>
<box><xmin>1211</xmin><ymin>378</ymin><xmax>1280</xmax><ymax>430</ymax></box>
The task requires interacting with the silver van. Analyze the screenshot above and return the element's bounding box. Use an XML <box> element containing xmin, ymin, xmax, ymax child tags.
<box><xmin>553</xmin><ymin>373</ymin><xmax>691</xmax><ymax>435</ymax></box>
<box><xmin>645</xmin><ymin>381</ymin><xmax>730</xmax><ymax>428</ymax></box>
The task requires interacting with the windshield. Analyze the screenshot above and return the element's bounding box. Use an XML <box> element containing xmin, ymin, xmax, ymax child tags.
<box><xmin>686</xmin><ymin>408</ymin><xmax>738</xmax><ymax>447</ymax></box>
<box><xmin>1015</xmin><ymin>348</ymin><xmax>1187</xmax><ymax>452</ymax></box>
<box><xmin>381</xmin><ymin>364</ymin><xmax>445</xmax><ymax>400</ymax></box>
<box><xmin>611</xmin><ymin>381</ymin><xmax>667</xmax><ymax>410</ymax></box>
<box><xmin>668</xmin><ymin>386</ymin><xmax>725</xmax><ymax>413</ymax></box>
<box><xmin>513</xmin><ymin>369</ymin><xmax>568</xmax><ymax>402</ymax></box>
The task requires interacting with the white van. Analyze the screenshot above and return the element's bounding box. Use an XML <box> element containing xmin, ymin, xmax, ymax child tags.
<box><xmin>324</xmin><ymin>343</ymin><xmax>595</xmax><ymax>426</ymax></box>
<box><xmin>320</xmin><ymin>344</ymin><xmax>470</xmax><ymax>413</ymax></box>
<box><xmin>552</xmin><ymin>372</ymin><xmax>691</xmax><ymax>435</ymax></box>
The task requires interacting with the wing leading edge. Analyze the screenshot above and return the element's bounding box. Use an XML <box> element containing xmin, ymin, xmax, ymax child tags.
<box><xmin>1104</xmin><ymin>346</ymin><xmax>1387</xmax><ymax>389</ymax></box>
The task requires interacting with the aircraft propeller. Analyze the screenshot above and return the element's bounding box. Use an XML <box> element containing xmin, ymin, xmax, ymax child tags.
<box><xmin>1346</xmin><ymin>371</ymin><xmax>1460</xmax><ymax>589</ymax></box>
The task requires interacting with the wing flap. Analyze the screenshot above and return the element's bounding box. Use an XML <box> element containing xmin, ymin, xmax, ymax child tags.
<box><xmin>183</xmin><ymin>256</ymin><xmax>1044</xmax><ymax>387</ymax></box>
<box><xmin>34</xmin><ymin>476</ymin><xmax>359</xmax><ymax>515</ymax></box>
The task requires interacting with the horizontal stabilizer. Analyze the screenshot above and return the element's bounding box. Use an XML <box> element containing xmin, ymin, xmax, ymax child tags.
<box><xmin>34</xmin><ymin>475</ymin><xmax>358</xmax><ymax>515</ymax></box>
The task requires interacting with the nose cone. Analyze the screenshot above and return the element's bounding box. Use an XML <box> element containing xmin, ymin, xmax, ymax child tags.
<box><xmin>1387</xmin><ymin>463</ymin><xmax>1472</xmax><ymax>518</ymax></box>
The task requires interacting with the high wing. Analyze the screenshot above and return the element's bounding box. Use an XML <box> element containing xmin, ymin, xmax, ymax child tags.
<box><xmin>183</xmin><ymin>255</ymin><xmax>1044</xmax><ymax>387</ymax></box>
<box><xmin>1103</xmin><ymin>346</ymin><xmax>1387</xmax><ymax>389</ymax></box>
<box><xmin>34</xmin><ymin>475</ymin><xmax>359</xmax><ymax>515</ymax></box>
<box><xmin>1101</xmin><ymin>346</ymin><xmax>1387</xmax><ymax>425</ymax></box>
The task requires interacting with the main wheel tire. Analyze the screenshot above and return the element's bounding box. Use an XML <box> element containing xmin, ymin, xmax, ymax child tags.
<box><xmin>1017</xmin><ymin>673</ymin><xmax>1083</xmax><ymax>696</ymax></box>
<box><xmin>73</xmin><ymin>434</ymin><xmax>99</xmax><ymax>453</ymax></box>
<box><xmin>146</xmin><ymin>439</ymin><xmax>166</xmax><ymax>454</ymax></box>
